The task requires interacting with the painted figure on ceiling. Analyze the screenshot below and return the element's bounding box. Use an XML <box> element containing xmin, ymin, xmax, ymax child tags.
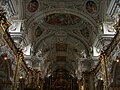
<box><xmin>86</xmin><ymin>1</ymin><xmax>97</xmax><ymax>14</ymax></box>
<box><xmin>27</xmin><ymin>0</ymin><xmax>39</xmax><ymax>12</ymax></box>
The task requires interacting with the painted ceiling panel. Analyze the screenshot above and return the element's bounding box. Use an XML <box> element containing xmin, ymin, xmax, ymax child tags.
<box><xmin>44</xmin><ymin>13</ymin><xmax>81</xmax><ymax>26</ymax></box>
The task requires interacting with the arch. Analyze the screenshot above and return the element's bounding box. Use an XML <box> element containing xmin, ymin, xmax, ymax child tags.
<box><xmin>0</xmin><ymin>55</ymin><xmax>12</xmax><ymax>81</ymax></box>
<box><xmin>34</xmin><ymin>31</ymin><xmax>90</xmax><ymax>56</ymax></box>
<box><xmin>26</xmin><ymin>8</ymin><xmax>97</xmax><ymax>55</ymax></box>
<box><xmin>111</xmin><ymin>61</ymin><xmax>120</xmax><ymax>85</ymax></box>
<box><xmin>26</xmin><ymin>8</ymin><xmax>98</xmax><ymax>35</ymax></box>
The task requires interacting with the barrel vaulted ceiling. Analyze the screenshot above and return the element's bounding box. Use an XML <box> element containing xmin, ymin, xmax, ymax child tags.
<box><xmin>23</xmin><ymin>0</ymin><xmax>102</xmax><ymax>75</ymax></box>
<box><xmin>0</xmin><ymin>0</ymin><xmax>113</xmax><ymax>77</ymax></box>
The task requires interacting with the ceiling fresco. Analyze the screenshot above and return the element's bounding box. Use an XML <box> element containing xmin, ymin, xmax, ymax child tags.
<box><xmin>80</xmin><ymin>27</ymin><xmax>90</xmax><ymax>39</ymax></box>
<box><xmin>56</xmin><ymin>56</ymin><xmax>66</xmax><ymax>62</ymax></box>
<box><xmin>0</xmin><ymin>0</ymin><xmax>117</xmax><ymax>86</ymax></box>
<box><xmin>35</xmin><ymin>26</ymin><xmax>43</xmax><ymax>38</ymax></box>
<box><xmin>44</xmin><ymin>13</ymin><xmax>81</xmax><ymax>25</ymax></box>
<box><xmin>14</xmin><ymin>0</ymin><xmax>107</xmax><ymax>78</ymax></box>
<box><xmin>56</xmin><ymin>43</ymin><xmax>67</xmax><ymax>51</ymax></box>
<box><xmin>27</xmin><ymin>0</ymin><xmax>39</xmax><ymax>12</ymax></box>
<box><xmin>86</xmin><ymin>1</ymin><xmax>97</xmax><ymax>14</ymax></box>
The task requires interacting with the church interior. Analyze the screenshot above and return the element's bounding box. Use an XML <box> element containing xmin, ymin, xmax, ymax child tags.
<box><xmin>0</xmin><ymin>0</ymin><xmax>120</xmax><ymax>90</ymax></box>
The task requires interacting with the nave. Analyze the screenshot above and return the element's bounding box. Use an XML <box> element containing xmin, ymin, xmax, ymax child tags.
<box><xmin>0</xmin><ymin>0</ymin><xmax>120</xmax><ymax>90</ymax></box>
